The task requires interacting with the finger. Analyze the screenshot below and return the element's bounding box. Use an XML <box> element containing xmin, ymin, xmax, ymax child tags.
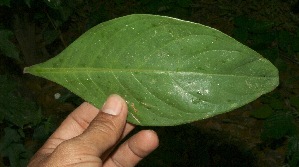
<box><xmin>37</xmin><ymin>102</ymin><xmax>100</xmax><ymax>155</ymax></box>
<box><xmin>122</xmin><ymin>122</ymin><xmax>135</xmax><ymax>138</ymax></box>
<box><xmin>73</xmin><ymin>94</ymin><xmax>129</xmax><ymax>156</ymax></box>
<box><xmin>101</xmin><ymin>122</ymin><xmax>135</xmax><ymax>161</ymax></box>
<box><xmin>29</xmin><ymin>95</ymin><xmax>134</xmax><ymax>166</ymax></box>
<box><xmin>52</xmin><ymin>102</ymin><xmax>100</xmax><ymax>139</ymax></box>
<box><xmin>104</xmin><ymin>130</ymin><xmax>159</xmax><ymax>167</ymax></box>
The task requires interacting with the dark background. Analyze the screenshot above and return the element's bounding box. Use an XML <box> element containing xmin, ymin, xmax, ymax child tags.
<box><xmin>1</xmin><ymin>0</ymin><xmax>299</xmax><ymax>166</ymax></box>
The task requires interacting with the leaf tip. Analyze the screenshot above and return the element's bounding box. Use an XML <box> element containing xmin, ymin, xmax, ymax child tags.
<box><xmin>23</xmin><ymin>67</ymin><xmax>29</xmax><ymax>74</ymax></box>
<box><xmin>23</xmin><ymin>66</ymin><xmax>35</xmax><ymax>74</ymax></box>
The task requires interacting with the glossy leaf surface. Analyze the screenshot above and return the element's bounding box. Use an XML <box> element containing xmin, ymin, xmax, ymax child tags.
<box><xmin>24</xmin><ymin>14</ymin><xmax>279</xmax><ymax>126</ymax></box>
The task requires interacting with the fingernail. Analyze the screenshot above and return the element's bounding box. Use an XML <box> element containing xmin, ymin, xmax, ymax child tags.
<box><xmin>102</xmin><ymin>94</ymin><xmax>123</xmax><ymax>115</ymax></box>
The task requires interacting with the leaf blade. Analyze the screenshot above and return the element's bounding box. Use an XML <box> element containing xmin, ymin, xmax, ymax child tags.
<box><xmin>24</xmin><ymin>14</ymin><xmax>279</xmax><ymax>126</ymax></box>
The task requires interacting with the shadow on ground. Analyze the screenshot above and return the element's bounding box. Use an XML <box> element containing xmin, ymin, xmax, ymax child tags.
<box><xmin>134</xmin><ymin>124</ymin><xmax>256</xmax><ymax>167</ymax></box>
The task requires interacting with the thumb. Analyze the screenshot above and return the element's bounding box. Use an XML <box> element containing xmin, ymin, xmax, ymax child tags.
<box><xmin>76</xmin><ymin>94</ymin><xmax>128</xmax><ymax>156</ymax></box>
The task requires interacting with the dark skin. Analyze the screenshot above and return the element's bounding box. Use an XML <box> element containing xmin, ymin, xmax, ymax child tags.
<box><xmin>28</xmin><ymin>94</ymin><xmax>159</xmax><ymax>167</ymax></box>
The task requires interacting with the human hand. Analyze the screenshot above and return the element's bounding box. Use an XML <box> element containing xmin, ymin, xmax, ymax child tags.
<box><xmin>28</xmin><ymin>94</ymin><xmax>159</xmax><ymax>167</ymax></box>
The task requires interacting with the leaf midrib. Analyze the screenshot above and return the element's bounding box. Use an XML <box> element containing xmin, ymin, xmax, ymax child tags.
<box><xmin>25</xmin><ymin>67</ymin><xmax>276</xmax><ymax>78</ymax></box>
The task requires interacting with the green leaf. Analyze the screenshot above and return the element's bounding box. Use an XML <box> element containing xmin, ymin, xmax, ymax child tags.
<box><xmin>0</xmin><ymin>75</ymin><xmax>41</xmax><ymax>127</ymax></box>
<box><xmin>0</xmin><ymin>30</ymin><xmax>20</xmax><ymax>61</ymax></box>
<box><xmin>0</xmin><ymin>95</ymin><xmax>40</xmax><ymax>127</ymax></box>
<box><xmin>24</xmin><ymin>0</ymin><xmax>32</xmax><ymax>7</ymax></box>
<box><xmin>0</xmin><ymin>75</ymin><xmax>17</xmax><ymax>95</ymax></box>
<box><xmin>0</xmin><ymin>0</ymin><xmax>10</xmax><ymax>7</ymax></box>
<box><xmin>0</xmin><ymin>127</ymin><xmax>21</xmax><ymax>151</ymax></box>
<box><xmin>287</xmin><ymin>136</ymin><xmax>299</xmax><ymax>167</ymax></box>
<box><xmin>0</xmin><ymin>128</ymin><xmax>32</xmax><ymax>167</ymax></box>
<box><xmin>43</xmin><ymin>30</ymin><xmax>60</xmax><ymax>45</ymax></box>
<box><xmin>261</xmin><ymin>113</ymin><xmax>297</xmax><ymax>141</ymax></box>
<box><xmin>24</xmin><ymin>14</ymin><xmax>279</xmax><ymax>126</ymax></box>
<box><xmin>33</xmin><ymin>116</ymin><xmax>56</xmax><ymax>140</ymax></box>
<box><xmin>43</xmin><ymin>0</ymin><xmax>62</xmax><ymax>9</ymax></box>
<box><xmin>1</xmin><ymin>143</ymin><xmax>30</xmax><ymax>167</ymax></box>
